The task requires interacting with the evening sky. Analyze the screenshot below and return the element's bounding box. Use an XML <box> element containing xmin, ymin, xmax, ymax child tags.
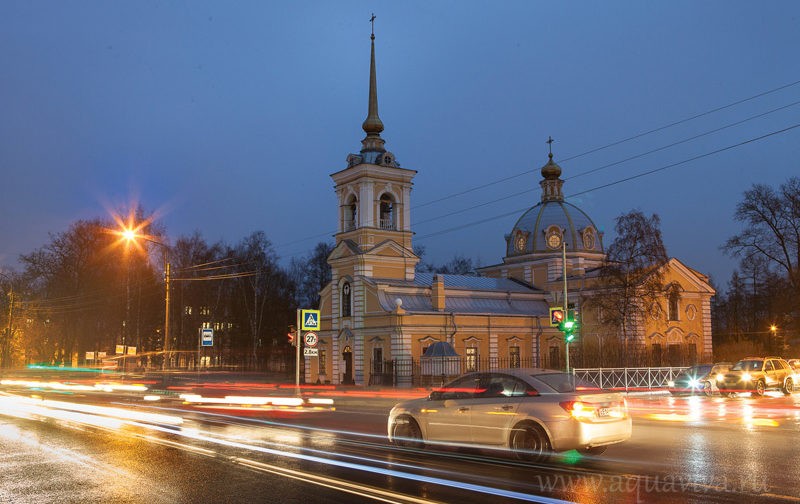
<box><xmin>1</xmin><ymin>1</ymin><xmax>799</xmax><ymax>290</ymax></box>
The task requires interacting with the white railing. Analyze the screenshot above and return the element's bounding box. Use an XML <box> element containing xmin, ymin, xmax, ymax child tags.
<box><xmin>379</xmin><ymin>218</ymin><xmax>395</xmax><ymax>230</ymax></box>
<box><xmin>572</xmin><ymin>367</ymin><xmax>688</xmax><ymax>391</ymax></box>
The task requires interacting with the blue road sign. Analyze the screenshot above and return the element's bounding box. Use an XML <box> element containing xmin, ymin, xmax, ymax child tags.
<box><xmin>301</xmin><ymin>309</ymin><xmax>321</xmax><ymax>331</ymax></box>
<box><xmin>201</xmin><ymin>328</ymin><xmax>214</xmax><ymax>347</ymax></box>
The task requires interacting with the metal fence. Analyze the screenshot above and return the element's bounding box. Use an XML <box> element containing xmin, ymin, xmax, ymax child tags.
<box><xmin>371</xmin><ymin>358</ymin><xmax>686</xmax><ymax>391</ymax></box>
<box><xmin>572</xmin><ymin>367</ymin><xmax>688</xmax><ymax>391</ymax></box>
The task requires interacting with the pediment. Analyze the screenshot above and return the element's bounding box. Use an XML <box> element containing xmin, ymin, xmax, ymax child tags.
<box><xmin>366</xmin><ymin>239</ymin><xmax>417</xmax><ymax>259</ymax></box>
<box><xmin>327</xmin><ymin>240</ymin><xmax>362</xmax><ymax>261</ymax></box>
<box><xmin>658</xmin><ymin>258</ymin><xmax>716</xmax><ymax>294</ymax></box>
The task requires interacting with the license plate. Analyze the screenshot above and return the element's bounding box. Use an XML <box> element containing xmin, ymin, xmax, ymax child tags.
<box><xmin>598</xmin><ymin>407</ymin><xmax>610</xmax><ymax>417</ymax></box>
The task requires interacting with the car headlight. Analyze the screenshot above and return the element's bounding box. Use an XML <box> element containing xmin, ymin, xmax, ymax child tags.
<box><xmin>667</xmin><ymin>380</ymin><xmax>675</xmax><ymax>387</ymax></box>
<box><xmin>716</xmin><ymin>373</ymin><xmax>725</xmax><ymax>382</ymax></box>
<box><xmin>741</xmin><ymin>372</ymin><xmax>751</xmax><ymax>382</ymax></box>
<box><xmin>688</xmin><ymin>379</ymin><xmax>699</xmax><ymax>389</ymax></box>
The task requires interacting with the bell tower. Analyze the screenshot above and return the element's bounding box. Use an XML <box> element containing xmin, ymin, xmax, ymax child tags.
<box><xmin>329</xmin><ymin>18</ymin><xmax>418</xmax><ymax>281</ymax></box>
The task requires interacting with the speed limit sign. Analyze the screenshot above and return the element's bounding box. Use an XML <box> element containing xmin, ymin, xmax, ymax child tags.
<box><xmin>304</xmin><ymin>331</ymin><xmax>318</xmax><ymax>348</ymax></box>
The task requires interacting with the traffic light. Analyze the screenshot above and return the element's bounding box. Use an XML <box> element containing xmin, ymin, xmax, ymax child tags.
<box><xmin>559</xmin><ymin>310</ymin><xmax>578</xmax><ymax>343</ymax></box>
<box><xmin>287</xmin><ymin>325</ymin><xmax>296</xmax><ymax>346</ymax></box>
<box><xmin>549</xmin><ymin>307</ymin><xmax>565</xmax><ymax>327</ymax></box>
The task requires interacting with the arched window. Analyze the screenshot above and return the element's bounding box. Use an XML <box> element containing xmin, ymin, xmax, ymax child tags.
<box><xmin>345</xmin><ymin>195</ymin><xmax>358</xmax><ymax>231</ymax></box>
<box><xmin>379</xmin><ymin>194</ymin><xmax>395</xmax><ymax>230</ymax></box>
<box><xmin>668</xmin><ymin>288</ymin><xmax>680</xmax><ymax>321</ymax></box>
<box><xmin>341</xmin><ymin>282</ymin><xmax>352</xmax><ymax>317</ymax></box>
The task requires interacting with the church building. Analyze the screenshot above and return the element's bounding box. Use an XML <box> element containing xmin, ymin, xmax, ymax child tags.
<box><xmin>309</xmin><ymin>30</ymin><xmax>715</xmax><ymax>386</ymax></box>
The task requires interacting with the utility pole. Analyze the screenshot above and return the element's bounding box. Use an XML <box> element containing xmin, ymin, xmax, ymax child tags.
<box><xmin>1</xmin><ymin>272</ymin><xmax>13</xmax><ymax>369</ymax></box>
<box><xmin>164</xmin><ymin>257</ymin><xmax>170</xmax><ymax>369</ymax></box>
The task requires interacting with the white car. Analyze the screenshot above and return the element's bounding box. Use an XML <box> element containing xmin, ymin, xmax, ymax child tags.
<box><xmin>388</xmin><ymin>368</ymin><xmax>631</xmax><ymax>461</ymax></box>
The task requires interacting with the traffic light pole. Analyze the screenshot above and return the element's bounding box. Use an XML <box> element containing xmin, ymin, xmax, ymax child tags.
<box><xmin>562</xmin><ymin>241</ymin><xmax>570</xmax><ymax>374</ymax></box>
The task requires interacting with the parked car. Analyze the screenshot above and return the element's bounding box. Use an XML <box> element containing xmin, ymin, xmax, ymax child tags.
<box><xmin>387</xmin><ymin>368</ymin><xmax>632</xmax><ymax>461</ymax></box>
<box><xmin>668</xmin><ymin>362</ymin><xmax>732</xmax><ymax>396</ymax></box>
<box><xmin>719</xmin><ymin>357</ymin><xmax>795</xmax><ymax>397</ymax></box>
<box><xmin>786</xmin><ymin>358</ymin><xmax>800</xmax><ymax>372</ymax></box>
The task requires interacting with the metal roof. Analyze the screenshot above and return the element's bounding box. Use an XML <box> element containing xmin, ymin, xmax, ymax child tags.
<box><xmin>412</xmin><ymin>272</ymin><xmax>537</xmax><ymax>293</ymax></box>
<box><xmin>507</xmin><ymin>200</ymin><xmax>603</xmax><ymax>256</ymax></box>
<box><xmin>380</xmin><ymin>292</ymin><xmax>549</xmax><ymax>316</ymax></box>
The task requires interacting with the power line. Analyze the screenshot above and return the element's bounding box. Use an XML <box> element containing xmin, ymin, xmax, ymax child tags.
<box><xmin>568</xmin><ymin>123</ymin><xmax>800</xmax><ymax>198</ymax></box>
<box><xmin>272</xmin><ymin>81</ymin><xmax>800</xmax><ymax>258</ymax></box>
<box><xmin>414</xmin><ymin>78</ymin><xmax>800</xmax><ymax>209</ymax></box>
<box><xmin>410</xmin><ymin>104</ymin><xmax>800</xmax><ymax>230</ymax></box>
<box><xmin>414</xmin><ymin>123</ymin><xmax>800</xmax><ymax>241</ymax></box>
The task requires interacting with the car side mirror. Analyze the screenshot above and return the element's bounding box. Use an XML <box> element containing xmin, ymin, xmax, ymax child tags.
<box><xmin>429</xmin><ymin>391</ymin><xmax>443</xmax><ymax>401</ymax></box>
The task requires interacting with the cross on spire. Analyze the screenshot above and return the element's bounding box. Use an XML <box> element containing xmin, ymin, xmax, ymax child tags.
<box><xmin>546</xmin><ymin>136</ymin><xmax>554</xmax><ymax>156</ymax></box>
<box><xmin>370</xmin><ymin>13</ymin><xmax>376</xmax><ymax>40</ymax></box>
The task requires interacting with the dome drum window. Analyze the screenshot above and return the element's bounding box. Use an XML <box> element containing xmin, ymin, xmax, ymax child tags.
<box><xmin>514</xmin><ymin>231</ymin><xmax>529</xmax><ymax>253</ymax></box>
<box><xmin>544</xmin><ymin>226</ymin><xmax>563</xmax><ymax>250</ymax></box>
<box><xmin>582</xmin><ymin>227</ymin><xmax>596</xmax><ymax>250</ymax></box>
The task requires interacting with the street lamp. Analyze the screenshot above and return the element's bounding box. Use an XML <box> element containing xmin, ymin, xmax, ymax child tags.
<box><xmin>122</xmin><ymin>229</ymin><xmax>171</xmax><ymax>370</ymax></box>
<box><xmin>770</xmin><ymin>325</ymin><xmax>778</xmax><ymax>354</ymax></box>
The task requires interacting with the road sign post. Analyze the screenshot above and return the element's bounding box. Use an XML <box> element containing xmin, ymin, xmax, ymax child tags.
<box><xmin>295</xmin><ymin>309</ymin><xmax>301</xmax><ymax>393</ymax></box>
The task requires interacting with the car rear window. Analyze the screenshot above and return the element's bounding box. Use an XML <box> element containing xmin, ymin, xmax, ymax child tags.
<box><xmin>531</xmin><ymin>373</ymin><xmax>602</xmax><ymax>393</ymax></box>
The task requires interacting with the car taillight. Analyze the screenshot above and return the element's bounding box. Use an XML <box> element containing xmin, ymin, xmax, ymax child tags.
<box><xmin>560</xmin><ymin>400</ymin><xmax>596</xmax><ymax>420</ymax></box>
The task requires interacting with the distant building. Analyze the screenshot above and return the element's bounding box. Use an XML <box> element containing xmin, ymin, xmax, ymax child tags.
<box><xmin>310</xmin><ymin>32</ymin><xmax>714</xmax><ymax>386</ymax></box>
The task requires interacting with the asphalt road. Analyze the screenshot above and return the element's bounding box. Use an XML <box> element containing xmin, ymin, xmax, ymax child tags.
<box><xmin>1</xmin><ymin>372</ymin><xmax>799</xmax><ymax>503</ymax></box>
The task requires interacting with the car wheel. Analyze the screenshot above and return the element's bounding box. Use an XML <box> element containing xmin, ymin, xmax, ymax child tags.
<box><xmin>782</xmin><ymin>378</ymin><xmax>794</xmax><ymax>395</ymax></box>
<box><xmin>751</xmin><ymin>380</ymin><xmax>765</xmax><ymax>397</ymax></box>
<box><xmin>703</xmin><ymin>381</ymin><xmax>713</xmax><ymax>397</ymax></box>
<box><xmin>391</xmin><ymin>416</ymin><xmax>424</xmax><ymax>449</ymax></box>
<box><xmin>578</xmin><ymin>445</ymin><xmax>607</xmax><ymax>456</ymax></box>
<box><xmin>510</xmin><ymin>422</ymin><xmax>551</xmax><ymax>462</ymax></box>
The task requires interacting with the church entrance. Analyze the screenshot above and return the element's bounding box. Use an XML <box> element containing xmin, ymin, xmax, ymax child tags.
<box><xmin>342</xmin><ymin>346</ymin><xmax>354</xmax><ymax>384</ymax></box>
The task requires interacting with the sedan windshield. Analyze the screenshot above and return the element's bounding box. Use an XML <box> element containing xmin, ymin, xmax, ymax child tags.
<box><xmin>531</xmin><ymin>373</ymin><xmax>602</xmax><ymax>393</ymax></box>
<box><xmin>731</xmin><ymin>360</ymin><xmax>762</xmax><ymax>371</ymax></box>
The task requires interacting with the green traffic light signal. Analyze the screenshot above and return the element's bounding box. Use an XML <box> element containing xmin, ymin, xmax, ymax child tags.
<box><xmin>560</xmin><ymin>313</ymin><xmax>578</xmax><ymax>343</ymax></box>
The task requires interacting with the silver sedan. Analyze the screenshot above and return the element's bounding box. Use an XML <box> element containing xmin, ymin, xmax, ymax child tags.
<box><xmin>388</xmin><ymin>368</ymin><xmax>632</xmax><ymax>461</ymax></box>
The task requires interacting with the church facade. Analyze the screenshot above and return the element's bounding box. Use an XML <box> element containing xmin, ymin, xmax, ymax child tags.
<box><xmin>307</xmin><ymin>32</ymin><xmax>714</xmax><ymax>386</ymax></box>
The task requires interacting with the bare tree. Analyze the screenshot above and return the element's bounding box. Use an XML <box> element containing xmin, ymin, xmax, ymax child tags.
<box><xmin>232</xmin><ymin>232</ymin><xmax>293</xmax><ymax>369</ymax></box>
<box><xmin>723</xmin><ymin>177</ymin><xmax>800</xmax><ymax>319</ymax></box>
<box><xmin>289</xmin><ymin>242</ymin><xmax>333</xmax><ymax>309</ymax></box>
<box><xmin>417</xmin><ymin>253</ymin><xmax>477</xmax><ymax>275</ymax></box>
<box><xmin>589</xmin><ymin>210</ymin><xmax>668</xmax><ymax>365</ymax></box>
<box><xmin>19</xmin><ymin>219</ymin><xmax>127</xmax><ymax>365</ymax></box>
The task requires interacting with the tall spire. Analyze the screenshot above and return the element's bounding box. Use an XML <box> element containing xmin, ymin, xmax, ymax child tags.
<box><xmin>361</xmin><ymin>13</ymin><xmax>386</xmax><ymax>154</ymax></box>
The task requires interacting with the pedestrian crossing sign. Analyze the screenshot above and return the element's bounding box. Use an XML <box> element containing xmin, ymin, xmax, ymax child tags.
<box><xmin>301</xmin><ymin>309</ymin><xmax>321</xmax><ymax>331</ymax></box>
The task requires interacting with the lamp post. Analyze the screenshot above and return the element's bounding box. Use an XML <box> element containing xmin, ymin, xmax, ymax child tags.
<box><xmin>122</xmin><ymin>229</ymin><xmax>170</xmax><ymax>370</ymax></box>
<box><xmin>0</xmin><ymin>272</ymin><xmax>13</xmax><ymax>370</ymax></box>
<box><xmin>770</xmin><ymin>325</ymin><xmax>778</xmax><ymax>354</ymax></box>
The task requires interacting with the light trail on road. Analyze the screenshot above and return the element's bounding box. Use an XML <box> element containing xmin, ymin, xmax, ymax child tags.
<box><xmin>0</xmin><ymin>391</ymin><xmax>575</xmax><ymax>503</ymax></box>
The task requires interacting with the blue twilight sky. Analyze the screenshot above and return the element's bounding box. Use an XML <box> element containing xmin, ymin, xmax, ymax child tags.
<box><xmin>1</xmin><ymin>1</ymin><xmax>799</xmax><ymax>291</ymax></box>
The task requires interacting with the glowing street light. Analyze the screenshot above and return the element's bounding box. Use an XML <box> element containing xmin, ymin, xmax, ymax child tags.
<box><xmin>120</xmin><ymin>227</ymin><xmax>171</xmax><ymax>369</ymax></box>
